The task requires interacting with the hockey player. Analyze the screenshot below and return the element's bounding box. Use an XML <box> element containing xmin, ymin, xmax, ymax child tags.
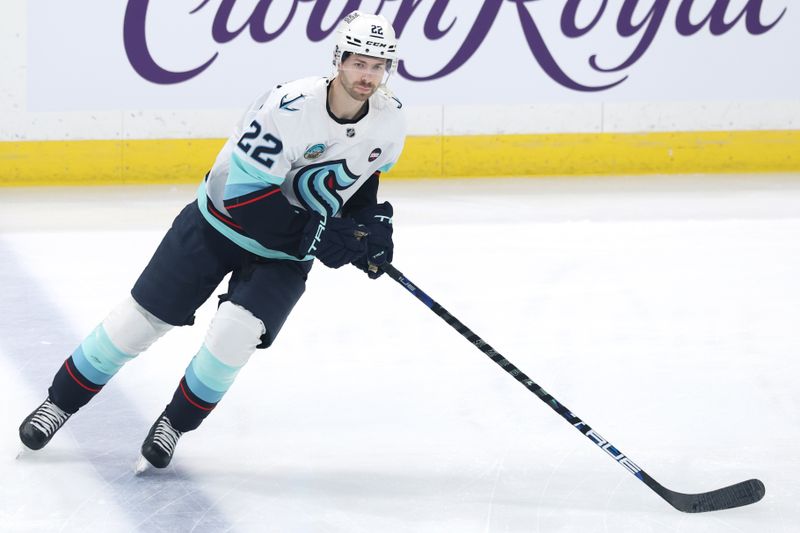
<box><xmin>18</xmin><ymin>10</ymin><xmax>406</xmax><ymax>470</ymax></box>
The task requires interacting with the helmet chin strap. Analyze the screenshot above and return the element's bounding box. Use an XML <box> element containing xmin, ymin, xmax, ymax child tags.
<box><xmin>378</xmin><ymin>73</ymin><xmax>395</xmax><ymax>97</ymax></box>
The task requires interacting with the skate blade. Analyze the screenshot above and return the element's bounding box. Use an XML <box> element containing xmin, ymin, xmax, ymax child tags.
<box><xmin>134</xmin><ymin>455</ymin><xmax>151</xmax><ymax>475</ymax></box>
<box><xmin>16</xmin><ymin>445</ymin><xmax>32</xmax><ymax>460</ymax></box>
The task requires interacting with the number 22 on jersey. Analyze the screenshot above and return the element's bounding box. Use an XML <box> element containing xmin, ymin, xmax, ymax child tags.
<box><xmin>237</xmin><ymin>120</ymin><xmax>284</xmax><ymax>169</ymax></box>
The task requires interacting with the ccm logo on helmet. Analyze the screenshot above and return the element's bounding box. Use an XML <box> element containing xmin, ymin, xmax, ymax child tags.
<box><xmin>366</xmin><ymin>41</ymin><xmax>388</xmax><ymax>47</ymax></box>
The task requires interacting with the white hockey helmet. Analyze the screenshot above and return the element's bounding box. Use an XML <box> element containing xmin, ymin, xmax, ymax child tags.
<box><xmin>333</xmin><ymin>11</ymin><xmax>398</xmax><ymax>77</ymax></box>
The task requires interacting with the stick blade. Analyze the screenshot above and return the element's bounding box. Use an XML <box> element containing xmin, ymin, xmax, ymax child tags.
<box><xmin>659</xmin><ymin>478</ymin><xmax>766</xmax><ymax>513</ymax></box>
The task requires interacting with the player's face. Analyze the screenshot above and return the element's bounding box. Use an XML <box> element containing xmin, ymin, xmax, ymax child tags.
<box><xmin>338</xmin><ymin>55</ymin><xmax>387</xmax><ymax>101</ymax></box>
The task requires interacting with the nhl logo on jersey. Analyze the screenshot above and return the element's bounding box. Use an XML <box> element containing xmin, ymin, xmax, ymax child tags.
<box><xmin>346</xmin><ymin>128</ymin><xmax>356</xmax><ymax>138</ymax></box>
<box><xmin>304</xmin><ymin>143</ymin><xmax>326</xmax><ymax>160</ymax></box>
<box><xmin>368</xmin><ymin>148</ymin><xmax>382</xmax><ymax>162</ymax></box>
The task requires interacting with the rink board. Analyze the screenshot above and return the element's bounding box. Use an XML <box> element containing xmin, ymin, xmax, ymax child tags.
<box><xmin>2</xmin><ymin>130</ymin><xmax>800</xmax><ymax>186</ymax></box>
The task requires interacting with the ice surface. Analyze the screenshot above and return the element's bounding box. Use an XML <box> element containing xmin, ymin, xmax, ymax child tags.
<box><xmin>1</xmin><ymin>174</ymin><xmax>798</xmax><ymax>532</ymax></box>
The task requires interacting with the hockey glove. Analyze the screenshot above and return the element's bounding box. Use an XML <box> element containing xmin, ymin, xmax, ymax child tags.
<box><xmin>299</xmin><ymin>212</ymin><xmax>368</xmax><ymax>269</ymax></box>
<box><xmin>351</xmin><ymin>201</ymin><xmax>393</xmax><ymax>279</ymax></box>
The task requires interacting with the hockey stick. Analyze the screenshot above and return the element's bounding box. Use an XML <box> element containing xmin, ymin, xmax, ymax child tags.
<box><xmin>381</xmin><ymin>263</ymin><xmax>765</xmax><ymax>513</ymax></box>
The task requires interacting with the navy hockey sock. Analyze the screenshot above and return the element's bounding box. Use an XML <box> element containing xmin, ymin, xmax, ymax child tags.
<box><xmin>48</xmin><ymin>356</ymin><xmax>104</xmax><ymax>414</ymax></box>
<box><xmin>163</xmin><ymin>377</ymin><xmax>217</xmax><ymax>432</ymax></box>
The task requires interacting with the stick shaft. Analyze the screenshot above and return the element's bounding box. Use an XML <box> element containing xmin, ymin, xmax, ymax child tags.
<box><xmin>381</xmin><ymin>264</ymin><xmax>648</xmax><ymax>480</ymax></box>
<box><xmin>381</xmin><ymin>263</ymin><xmax>765</xmax><ymax>512</ymax></box>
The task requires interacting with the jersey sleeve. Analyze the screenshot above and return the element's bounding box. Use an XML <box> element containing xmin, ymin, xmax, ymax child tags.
<box><xmin>220</xmin><ymin>100</ymin><xmax>309</xmax><ymax>257</ymax></box>
<box><xmin>342</xmin><ymin>103</ymin><xmax>405</xmax><ymax>217</ymax></box>
<box><xmin>342</xmin><ymin>171</ymin><xmax>379</xmax><ymax>217</ymax></box>
<box><xmin>225</xmin><ymin>103</ymin><xmax>292</xmax><ymax>199</ymax></box>
<box><xmin>376</xmin><ymin>93</ymin><xmax>407</xmax><ymax>176</ymax></box>
<box><xmin>377</xmin><ymin>142</ymin><xmax>404</xmax><ymax>175</ymax></box>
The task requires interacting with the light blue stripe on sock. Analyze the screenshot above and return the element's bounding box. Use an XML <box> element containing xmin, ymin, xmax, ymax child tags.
<box><xmin>185</xmin><ymin>364</ymin><xmax>224</xmax><ymax>404</ymax></box>
<box><xmin>184</xmin><ymin>345</ymin><xmax>242</xmax><ymax>404</ymax></box>
<box><xmin>73</xmin><ymin>325</ymin><xmax>135</xmax><ymax>384</ymax></box>
<box><xmin>72</xmin><ymin>345</ymin><xmax>113</xmax><ymax>385</ymax></box>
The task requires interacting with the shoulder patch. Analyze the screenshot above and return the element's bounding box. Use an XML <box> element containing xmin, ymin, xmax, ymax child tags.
<box><xmin>279</xmin><ymin>93</ymin><xmax>305</xmax><ymax>112</ymax></box>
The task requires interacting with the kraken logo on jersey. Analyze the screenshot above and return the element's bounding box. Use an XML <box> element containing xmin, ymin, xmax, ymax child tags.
<box><xmin>292</xmin><ymin>160</ymin><xmax>359</xmax><ymax>217</ymax></box>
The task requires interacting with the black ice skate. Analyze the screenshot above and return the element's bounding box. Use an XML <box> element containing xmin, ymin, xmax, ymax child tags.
<box><xmin>137</xmin><ymin>411</ymin><xmax>183</xmax><ymax>471</ymax></box>
<box><xmin>19</xmin><ymin>398</ymin><xmax>72</xmax><ymax>451</ymax></box>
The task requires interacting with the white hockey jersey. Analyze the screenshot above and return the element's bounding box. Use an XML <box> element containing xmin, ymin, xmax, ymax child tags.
<box><xmin>197</xmin><ymin>76</ymin><xmax>406</xmax><ymax>261</ymax></box>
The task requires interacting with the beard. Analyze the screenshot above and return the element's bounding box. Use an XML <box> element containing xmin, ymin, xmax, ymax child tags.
<box><xmin>344</xmin><ymin>80</ymin><xmax>377</xmax><ymax>101</ymax></box>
